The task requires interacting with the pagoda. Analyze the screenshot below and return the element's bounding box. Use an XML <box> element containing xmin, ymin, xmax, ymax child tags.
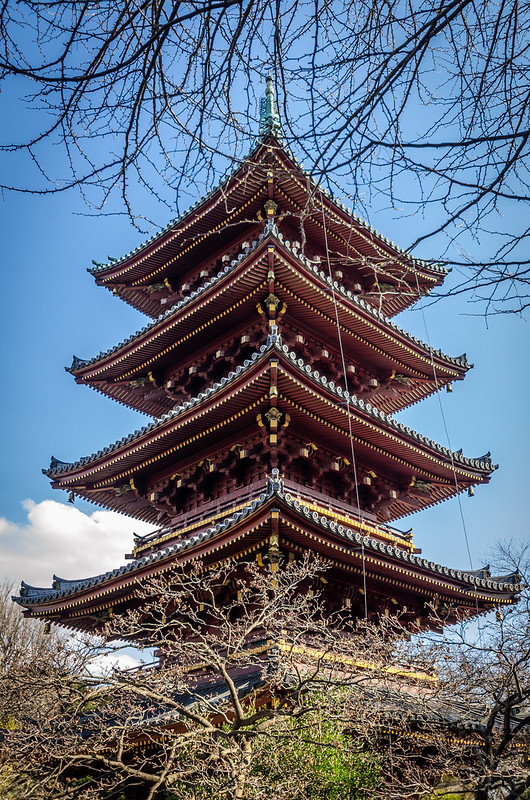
<box><xmin>16</xmin><ymin>77</ymin><xmax>521</xmax><ymax>631</ymax></box>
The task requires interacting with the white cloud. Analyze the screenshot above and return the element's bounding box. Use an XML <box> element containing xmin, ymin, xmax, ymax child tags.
<box><xmin>88</xmin><ymin>648</ymin><xmax>150</xmax><ymax>676</ymax></box>
<box><xmin>0</xmin><ymin>499</ymin><xmax>155</xmax><ymax>588</ymax></box>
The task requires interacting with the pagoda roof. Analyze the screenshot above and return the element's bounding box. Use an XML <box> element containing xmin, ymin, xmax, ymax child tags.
<box><xmin>87</xmin><ymin>137</ymin><xmax>447</xmax><ymax>319</ymax></box>
<box><xmin>71</xmin><ymin>227</ymin><xmax>468</xmax><ymax>414</ymax></box>
<box><xmin>47</xmin><ymin>333</ymin><xmax>494</xmax><ymax>522</ymax></box>
<box><xmin>15</xmin><ymin>474</ymin><xmax>520</xmax><ymax>626</ymax></box>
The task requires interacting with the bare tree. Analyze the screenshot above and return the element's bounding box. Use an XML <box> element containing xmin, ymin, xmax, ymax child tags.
<box><xmin>1</xmin><ymin>1</ymin><xmax>529</xmax><ymax>312</ymax></box>
<box><xmin>0</xmin><ymin>559</ymin><xmax>387</xmax><ymax>799</ymax></box>
<box><xmin>430</xmin><ymin>545</ymin><xmax>530</xmax><ymax>800</ymax></box>
<box><xmin>0</xmin><ymin>581</ymin><xmax>93</xmax><ymax>727</ymax></box>
<box><xmin>378</xmin><ymin>543</ymin><xmax>530</xmax><ymax>800</ymax></box>
<box><xmin>2</xmin><ymin>556</ymin><xmax>529</xmax><ymax>799</ymax></box>
<box><xmin>0</xmin><ymin>580</ymin><xmax>58</xmax><ymax>676</ymax></box>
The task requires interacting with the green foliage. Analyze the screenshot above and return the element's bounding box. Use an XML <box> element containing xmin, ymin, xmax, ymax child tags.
<box><xmin>252</xmin><ymin>712</ymin><xmax>382</xmax><ymax>799</ymax></box>
<box><xmin>425</xmin><ymin>782</ymin><xmax>473</xmax><ymax>800</ymax></box>
<box><xmin>164</xmin><ymin>705</ymin><xmax>381</xmax><ymax>799</ymax></box>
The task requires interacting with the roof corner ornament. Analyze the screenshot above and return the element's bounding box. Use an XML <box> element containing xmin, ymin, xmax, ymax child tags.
<box><xmin>68</xmin><ymin>355</ymin><xmax>89</xmax><ymax>372</ymax></box>
<box><xmin>259</xmin><ymin>74</ymin><xmax>283</xmax><ymax>140</ymax></box>
<box><xmin>267</xmin><ymin>469</ymin><xmax>283</xmax><ymax>495</ymax></box>
<box><xmin>48</xmin><ymin>456</ymin><xmax>71</xmax><ymax>472</ymax></box>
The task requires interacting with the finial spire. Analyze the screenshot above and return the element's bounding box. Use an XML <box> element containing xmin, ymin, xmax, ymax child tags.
<box><xmin>259</xmin><ymin>74</ymin><xmax>283</xmax><ymax>139</ymax></box>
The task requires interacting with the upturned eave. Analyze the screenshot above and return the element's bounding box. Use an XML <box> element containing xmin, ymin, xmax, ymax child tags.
<box><xmin>71</xmin><ymin>230</ymin><xmax>468</xmax><ymax>416</ymax></box>
<box><xmin>88</xmin><ymin>136</ymin><xmax>446</xmax><ymax>319</ymax></box>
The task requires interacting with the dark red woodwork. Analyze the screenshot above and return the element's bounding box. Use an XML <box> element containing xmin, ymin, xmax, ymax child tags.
<box><xmin>16</xmin><ymin>129</ymin><xmax>519</xmax><ymax>633</ymax></box>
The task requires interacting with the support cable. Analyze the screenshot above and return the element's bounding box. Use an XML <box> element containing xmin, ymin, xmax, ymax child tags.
<box><xmin>412</xmin><ymin>273</ymin><xmax>481</xmax><ymax>623</ymax></box>
<box><xmin>320</xmin><ymin>194</ymin><xmax>368</xmax><ymax>620</ymax></box>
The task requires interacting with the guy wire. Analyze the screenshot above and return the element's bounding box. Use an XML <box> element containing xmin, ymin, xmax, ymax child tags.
<box><xmin>412</xmin><ymin>272</ymin><xmax>481</xmax><ymax>624</ymax></box>
<box><xmin>320</xmin><ymin>193</ymin><xmax>368</xmax><ymax>621</ymax></box>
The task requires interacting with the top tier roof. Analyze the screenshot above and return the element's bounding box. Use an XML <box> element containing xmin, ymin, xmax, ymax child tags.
<box><xmin>88</xmin><ymin>81</ymin><xmax>448</xmax><ymax>320</ymax></box>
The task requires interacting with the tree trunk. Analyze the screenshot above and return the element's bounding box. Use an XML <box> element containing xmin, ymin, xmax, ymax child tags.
<box><xmin>234</xmin><ymin>736</ymin><xmax>253</xmax><ymax>800</ymax></box>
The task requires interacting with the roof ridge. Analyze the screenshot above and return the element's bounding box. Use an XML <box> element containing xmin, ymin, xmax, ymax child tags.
<box><xmin>268</xmin><ymin>145</ymin><xmax>448</xmax><ymax>276</ymax></box>
<box><xmin>271</xmin><ymin>229</ymin><xmax>467</xmax><ymax>369</ymax></box>
<box><xmin>88</xmin><ymin>145</ymin><xmax>263</xmax><ymax>276</ymax></box>
<box><xmin>47</xmin><ymin>338</ymin><xmax>278</xmax><ymax>476</ymax></box>
<box><xmin>16</xmin><ymin>477</ymin><xmax>279</xmax><ymax>604</ymax></box>
<box><xmin>277</xmin><ymin>484</ymin><xmax>519</xmax><ymax>593</ymax></box>
<box><xmin>277</xmin><ymin>337</ymin><xmax>491</xmax><ymax>471</ymax></box>
<box><xmin>72</xmin><ymin>230</ymin><xmax>272</xmax><ymax>372</ymax></box>
<box><xmin>88</xmin><ymin>139</ymin><xmax>447</xmax><ymax>281</ymax></box>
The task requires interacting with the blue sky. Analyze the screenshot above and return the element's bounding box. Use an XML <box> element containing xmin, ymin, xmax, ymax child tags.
<box><xmin>0</xmin><ymin>101</ymin><xmax>528</xmax><ymax>589</ymax></box>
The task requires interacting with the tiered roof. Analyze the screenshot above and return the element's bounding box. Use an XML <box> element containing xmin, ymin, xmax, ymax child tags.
<box><xmin>71</xmin><ymin>226</ymin><xmax>468</xmax><ymax>417</ymax></box>
<box><xmin>49</xmin><ymin>332</ymin><xmax>492</xmax><ymax>525</ymax></box>
<box><xmin>88</xmin><ymin>129</ymin><xmax>447</xmax><ymax>320</ymax></box>
<box><xmin>16</xmin><ymin>78</ymin><xmax>514</xmax><ymax>627</ymax></box>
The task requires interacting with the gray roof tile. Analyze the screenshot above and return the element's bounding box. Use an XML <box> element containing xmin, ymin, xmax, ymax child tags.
<box><xmin>75</xmin><ymin>226</ymin><xmax>464</xmax><ymax>375</ymax></box>
<box><xmin>88</xmin><ymin>142</ymin><xmax>446</xmax><ymax>279</ymax></box>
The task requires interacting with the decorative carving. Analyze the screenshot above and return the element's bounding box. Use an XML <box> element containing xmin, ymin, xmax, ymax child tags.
<box><xmin>265</xmin><ymin>292</ymin><xmax>280</xmax><ymax>309</ymax></box>
<box><xmin>257</xmin><ymin>292</ymin><xmax>286</xmax><ymax>319</ymax></box>
<box><xmin>129</xmin><ymin>370</ymin><xmax>163</xmax><ymax>390</ymax></box>
<box><xmin>264</xmin><ymin>199</ymin><xmax>278</xmax><ymax>217</ymax></box>
<box><xmin>266</xmin><ymin>532</ymin><xmax>282</xmax><ymax>572</ymax></box>
<box><xmin>129</xmin><ymin>375</ymin><xmax>150</xmax><ymax>388</ymax></box>
<box><xmin>113</xmin><ymin>478</ymin><xmax>136</xmax><ymax>497</ymax></box>
<box><xmin>145</xmin><ymin>282</ymin><xmax>166</xmax><ymax>294</ymax></box>
<box><xmin>392</xmin><ymin>373</ymin><xmax>412</xmax><ymax>387</ymax></box>
<box><xmin>410</xmin><ymin>478</ymin><xmax>431</xmax><ymax>494</ymax></box>
<box><xmin>374</xmin><ymin>282</ymin><xmax>396</xmax><ymax>294</ymax></box>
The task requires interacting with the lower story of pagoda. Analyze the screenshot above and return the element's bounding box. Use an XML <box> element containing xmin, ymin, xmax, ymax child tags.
<box><xmin>15</xmin><ymin>472</ymin><xmax>521</xmax><ymax>634</ymax></box>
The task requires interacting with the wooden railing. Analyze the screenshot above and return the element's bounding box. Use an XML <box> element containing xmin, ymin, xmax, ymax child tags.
<box><xmin>132</xmin><ymin>477</ymin><xmax>414</xmax><ymax>555</ymax></box>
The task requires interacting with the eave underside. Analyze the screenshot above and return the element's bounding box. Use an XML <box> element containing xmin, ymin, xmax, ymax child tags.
<box><xmin>73</xmin><ymin>237</ymin><xmax>466</xmax><ymax>416</ymax></box>
<box><xmin>47</xmin><ymin>347</ymin><xmax>493</xmax><ymax>525</ymax></box>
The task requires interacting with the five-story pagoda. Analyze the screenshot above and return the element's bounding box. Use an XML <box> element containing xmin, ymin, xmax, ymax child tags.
<box><xmin>16</xmin><ymin>78</ymin><xmax>521</xmax><ymax>631</ymax></box>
